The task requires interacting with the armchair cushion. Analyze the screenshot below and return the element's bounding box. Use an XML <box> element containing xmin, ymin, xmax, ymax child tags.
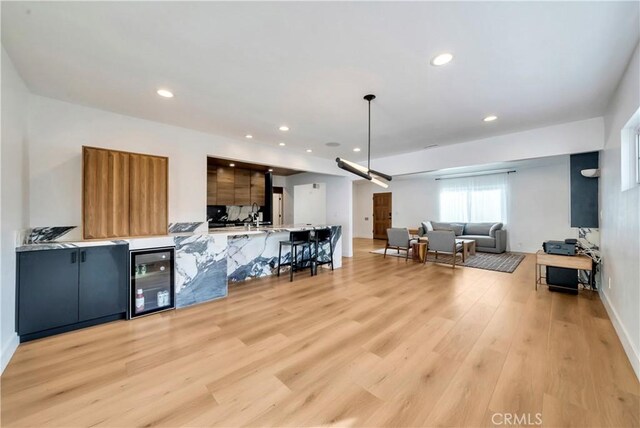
<box><xmin>426</xmin><ymin>230</ymin><xmax>458</xmax><ymax>252</ymax></box>
<box><xmin>386</xmin><ymin>228</ymin><xmax>412</xmax><ymax>247</ymax></box>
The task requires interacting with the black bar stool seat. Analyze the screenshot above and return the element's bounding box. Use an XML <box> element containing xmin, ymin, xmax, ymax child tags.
<box><xmin>277</xmin><ymin>230</ymin><xmax>313</xmax><ymax>282</ymax></box>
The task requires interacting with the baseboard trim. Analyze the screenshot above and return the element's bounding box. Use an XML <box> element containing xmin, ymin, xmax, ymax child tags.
<box><xmin>599</xmin><ymin>289</ymin><xmax>640</xmax><ymax>381</ymax></box>
<box><xmin>1</xmin><ymin>333</ymin><xmax>20</xmax><ymax>374</ymax></box>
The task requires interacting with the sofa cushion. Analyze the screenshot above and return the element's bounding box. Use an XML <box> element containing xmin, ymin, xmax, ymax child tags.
<box><xmin>463</xmin><ymin>222</ymin><xmax>494</xmax><ymax>236</ymax></box>
<box><xmin>450</xmin><ymin>223</ymin><xmax>465</xmax><ymax>236</ymax></box>
<box><xmin>489</xmin><ymin>222</ymin><xmax>503</xmax><ymax>237</ymax></box>
<box><xmin>431</xmin><ymin>221</ymin><xmax>453</xmax><ymax>231</ymax></box>
<box><xmin>458</xmin><ymin>234</ymin><xmax>496</xmax><ymax>248</ymax></box>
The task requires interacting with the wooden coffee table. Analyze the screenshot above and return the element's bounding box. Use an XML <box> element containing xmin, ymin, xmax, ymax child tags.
<box><xmin>456</xmin><ymin>239</ymin><xmax>476</xmax><ymax>262</ymax></box>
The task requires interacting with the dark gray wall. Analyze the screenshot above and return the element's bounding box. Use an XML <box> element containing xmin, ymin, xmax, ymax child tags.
<box><xmin>570</xmin><ymin>152</ymin><xmax>599</xmax><ymax>228</ymax></box>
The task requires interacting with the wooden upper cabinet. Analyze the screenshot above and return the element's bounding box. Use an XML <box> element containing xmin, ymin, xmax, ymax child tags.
<box><xmin>216</xmin><ymin>167</ymin><xmax>235</xmax><ymax>205</ymax></box>
<box><xmin>83</xmin><ymin>147</ymin><xmax>130</xmax><ymax>239</ymax></box>
<box><xmin>207</xmin><ymin>170</ymin><xmax>217</xmax><ymax>205</ymax></box>
<box><xmin>250</xmin><ymin>171</ymin><xmax>265</xmax><ymax>206</ymax></box>
<box><xmin>206</xmin><ymin>165</ymin><xmax>265</xmax><ymax>207</ymax></box>
<box><xmin>83</xmin><ymin>147</ymin><xmax>168</xmax><ymax>239</ymax></box>
<box><xmin>129</xmin><ymin>154</ymin><xmax>168</xmax><ymax>236</ymax></box>
<box><xmin>234</xmin><ymin>169</ymin><xmax>251</xmax><ymax>206</ymax></box>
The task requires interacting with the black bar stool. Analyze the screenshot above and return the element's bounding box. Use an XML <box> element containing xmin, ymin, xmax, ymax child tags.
<box><xmin>277</xmin><ymin>230</ymin><xmax>313</xmax><ymax>282</ymax></box>
<box><xmin>312</xmin><ymin>228</ymin><xmax>334</xmax><ymax>272</ymax></box>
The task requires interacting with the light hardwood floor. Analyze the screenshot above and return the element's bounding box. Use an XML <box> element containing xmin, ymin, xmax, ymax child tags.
<box><xmin>1</xmin><ymin>238</ymin><xmax>638</xmax><ymax>427</ymax></box>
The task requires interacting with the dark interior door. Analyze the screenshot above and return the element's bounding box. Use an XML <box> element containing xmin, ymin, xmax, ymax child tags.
<box><xmin>373</xmin><ymin>192</ymin><xmax>392</xmax><ymax>239</ymax></box>
<box><xmin>18</xmin><ymin>249</ymin><xmax>79</xmax><ymax>335</ymax></box>
<box><xmin>79</xmin><ymin>245</ymin><xmax>128</xmax><ymax>321</ymax></box>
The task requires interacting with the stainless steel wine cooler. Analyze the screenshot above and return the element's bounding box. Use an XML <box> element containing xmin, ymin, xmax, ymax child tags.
<box><xmin>129</xmin><ymin>247</ymin><xmax>175</xmax><ymax>318</ymax></box>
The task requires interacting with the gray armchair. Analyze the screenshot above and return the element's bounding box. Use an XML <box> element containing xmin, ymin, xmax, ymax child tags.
<box><xmin>426</xmin><ymin>230</ymin><xmax>464</xmax><ymax>268</ymax></box>
<box><xmin>385</xmin><ymin>228</ymin><xmax>417</xmax><ymax>261</ymax></box>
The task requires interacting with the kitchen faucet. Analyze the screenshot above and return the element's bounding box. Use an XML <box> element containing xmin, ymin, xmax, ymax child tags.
<box><xmin>250</xmin><ymin>203</ymin><xmax>260</xmax><ymax>228</ymax></box>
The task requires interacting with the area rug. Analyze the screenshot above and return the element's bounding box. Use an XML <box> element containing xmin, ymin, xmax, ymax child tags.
<box><xmin>370</xmin><ymin>248</ymin><xmax>525</xmax><ymax>273</ymax></box>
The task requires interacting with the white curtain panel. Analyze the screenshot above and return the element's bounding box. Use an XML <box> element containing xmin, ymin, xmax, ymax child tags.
<box><xmin>438</xmin><ymin>173</ymin><xmax>508</xmax><ymax>223</ymax></box>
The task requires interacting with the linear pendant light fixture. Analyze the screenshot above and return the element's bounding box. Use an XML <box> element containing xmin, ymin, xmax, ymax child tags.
<box><xmin>336</xmin><ymin>94</ymin><xmax>392</xmax><ymax>188</ymax></box>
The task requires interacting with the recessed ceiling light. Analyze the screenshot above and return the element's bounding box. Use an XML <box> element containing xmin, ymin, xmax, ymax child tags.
<box><xmin>245</xmin><ymin>134</ymin><xmax>253</xmax><ymax>139</ymax></box>
<box><xmin>430</xmin><ymin>53</ymin><xmax>453</xmax><ymax>66</ymax></box>
<box><xmin>306</xmin><ymin>149</ymin><xmax>312</xmax><ymax>153</ymax></box>
<box><xmin>353</xmin><ymin>147</ymin><xmax>361</xmax><ymax>152</ymax></box>
<box><xmin>229</xmin><ymin>163</ymin><xmax>235</xmax><ymax>167</ymax></box>
<box><xmin>279</xmin><ymin>126</ymin><xmax>290</xmax><ymax>131</ymax></box>
<box><xmin>278</xmin><ymin>142</ymin><xmax>286</xmax><ymax>146</ymax></box>
<box><xmin>483</xmin><ymin>115</ymin><xmax>498</xmax><ymax>122</ymax></box>
<box><xmin>268</xmin><ymin>168</ymin><xmax>274</xmax><ymax>172</ymax></box>
<box><xmin>156</xmin><ymin>89</ymin><xmax>174</xmax><ymax>98</ymax></box>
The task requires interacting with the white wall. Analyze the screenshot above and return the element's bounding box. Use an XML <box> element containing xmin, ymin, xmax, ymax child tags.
<box><xmin>353</xmin><ymin>179</ymin><xmax>439</xmax><ymax>238</ymax></box>
<box><xmin>26</xmin><ymin>95</ymin><xmax>347</xmax><ymax>241</ymax></box>
<box><xmin>1</xmin><ymin>49</ymin><xmax>30</xmax><ymax>372</ymax></box>
<box><xmin>508</xmin><ymin>157</ymin><xmax>573</xmax><ymax>252</ymax></box>
<box><xmin>353</xmin><ymin>156</ymin><xmax>573</xmax><ymax>253</ymax></box>
<box><xmin>600</xmin><ymin>42</ymin><xmax>640</xmax><ymax>379</ymax></box>
<box><xmin>284</xmin><ymin>173</ymin><xmax>353</xmax><ymax>257</ymax></box>
<box><xmin>293</xmin><ymin>183</ymin><xmax>326</xmax><ymax>224</ymax></box>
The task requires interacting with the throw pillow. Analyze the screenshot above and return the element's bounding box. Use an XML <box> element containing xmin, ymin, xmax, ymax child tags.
<box><xmin>451</xmin><ymin>223</ymin><xmax>465</xmax><ymax>236</ymax></box>
<box><xmin>421</xmin><ymin>221</ymin><xmax>434</xmax><ymax>232</ymax></box>
<box><xmin>489</xmin><ymin>222</ymin><xmax>503</xmax><ymax>237</ymax></box>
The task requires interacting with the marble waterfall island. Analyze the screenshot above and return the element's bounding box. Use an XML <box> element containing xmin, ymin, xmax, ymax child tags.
<box><xmin>226</xmin><ymin>225</ymin><xmax>342</xmax><ymax>283</ymax></box>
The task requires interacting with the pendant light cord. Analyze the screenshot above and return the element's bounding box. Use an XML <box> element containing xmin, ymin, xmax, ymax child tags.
<box><xmin>367</xmin><ymin>98</ymin><xmax>371</xmax><ymax>171</ymax></box>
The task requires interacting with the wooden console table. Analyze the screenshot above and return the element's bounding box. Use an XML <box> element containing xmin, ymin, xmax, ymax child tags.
<box><xmin>535</xmin><ymin>250</ymin><xmax>593</xmax><ymax>291</ymax></box>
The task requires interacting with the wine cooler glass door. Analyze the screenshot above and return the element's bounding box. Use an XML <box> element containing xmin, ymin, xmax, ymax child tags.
<box><xmin>131</xmin><ymin>248</ymin><xmax>175</xmax><ymax>318</ymax></box>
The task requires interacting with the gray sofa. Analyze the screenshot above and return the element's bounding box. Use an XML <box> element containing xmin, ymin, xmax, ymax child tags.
<box><xmin>418</xmin><ymin>221</ymin><xmax>507</xmax><ymax>254</ymax></box>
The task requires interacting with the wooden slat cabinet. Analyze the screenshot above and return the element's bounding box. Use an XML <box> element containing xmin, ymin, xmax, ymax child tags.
<box><xmin>129</xmin><ymin>154</ymin><xmax>168</xmax><ymax>236</ymax></box>
<box><xmin>207</xmin><ymin>170</ymin><xmax>217</xmax><ymax>205</ymax></box>
<box><xmin>83</xmin><ymin>147</ymin><xmax>130</xmax><ymax>239</ymax></box>
<box><xmin>250</xmin><ymin>171</ymin><xmax>265</xmax><ymax>206</ymax></box>
<box><xmin>216</xmin><ymin>167</ymin><xmax>235</xmax><ymax>205</ymax></box>
<box><xmin>234</xmin><ymin>169</ymin><xmax>251</xmax><ymax>206</ymax></box>
<box><xmin>84</xmin><ymin>147</ymin><xmax>168</xmax><ymax>239</ymax></box>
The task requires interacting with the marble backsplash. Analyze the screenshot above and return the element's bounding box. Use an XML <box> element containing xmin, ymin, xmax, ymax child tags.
<box><xmin>168</xmin><ymin>222</ymin><xmax>204</xmax><ymax>233</ymax></box>
<box><xmin>25</xmin><ymin>226</ymin><xmax>77</xmax><ymax>243</ymax></box>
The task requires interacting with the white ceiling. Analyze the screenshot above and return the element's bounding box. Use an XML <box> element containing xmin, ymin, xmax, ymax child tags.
<box><xmin>390</xmin><ymin>154</ymin><xmax>569</xmax><ymax>181</ymax></box>
<box><xmin>2</xmin><ymin>2</ymin><xmax>638</xmax><ymax>160</ymax></box>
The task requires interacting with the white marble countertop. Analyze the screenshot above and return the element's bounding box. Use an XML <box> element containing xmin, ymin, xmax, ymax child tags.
<box><xmin>16</xmin><ymin>224</ymin><xmax>339</xmax><ymax>251</ymax></box>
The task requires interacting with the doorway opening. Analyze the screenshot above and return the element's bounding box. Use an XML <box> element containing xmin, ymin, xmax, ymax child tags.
<box><xmin>273</xmin><ymin>186</ymin><xmax>284</xmax><ymax>226</ymax></box>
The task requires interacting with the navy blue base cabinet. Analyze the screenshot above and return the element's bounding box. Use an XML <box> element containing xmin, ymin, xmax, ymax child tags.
<box><xmin>16</xmin><ymin>244</ymin><xmax>129</xmax><ymax>342</ymax></box>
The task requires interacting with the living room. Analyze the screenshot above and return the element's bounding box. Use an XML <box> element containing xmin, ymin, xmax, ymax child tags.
<box><xmin>354</xmin><ymin>153</ymin><xmax>577</xmax><ymax>254</ymax></box>
<box><xmin>2</xmin><ymin>2</ymin><xmax>639</xmax><ymax>427</ymax></box>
